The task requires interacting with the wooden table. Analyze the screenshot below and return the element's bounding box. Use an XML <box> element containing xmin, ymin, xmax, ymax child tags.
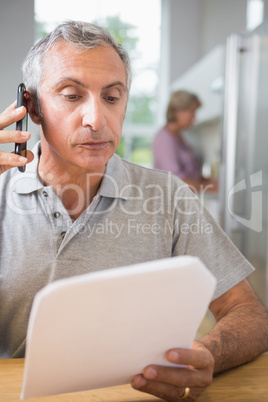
<box><xmin>1</xmin><ymin>354</ymin><xmax>268</xmax><ymax>401</ymax></box>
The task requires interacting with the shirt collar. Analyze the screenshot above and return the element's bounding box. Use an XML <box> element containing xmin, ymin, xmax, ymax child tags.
<box><xmin>14</xmin><ymin>141</ymin><xmax>131</xmax><ymax>200</ymax></box>
<box><xmin>98</xmin><ymin>153</ymin><xmax>131</xmax><ymax>200</ymax></box>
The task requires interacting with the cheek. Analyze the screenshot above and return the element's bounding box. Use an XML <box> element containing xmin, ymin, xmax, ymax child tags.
<box><xmin>41</xmin><ymin>102</ymin><xmax>75</xmax><ymax>136</ymax></box>
<box><xmin>40</xmin><ymin>114</ymin><xmax>60</xmax><ymax>139</ymax></box>
<box><xmin>107</xmin><ymin>111</ymin><xmax>124</xmax><ymax>138</ymax></box>
<box><xmin>114</xmin><ymin>124</ymin><xmax>124</xmax><ymax>148</ymax></box>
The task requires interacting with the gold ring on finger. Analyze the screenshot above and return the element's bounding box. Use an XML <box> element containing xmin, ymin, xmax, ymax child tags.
<box><xmin>177</xmin><ymin>387</ymin><xmax>190</xmax><ymax>399</ymax></box>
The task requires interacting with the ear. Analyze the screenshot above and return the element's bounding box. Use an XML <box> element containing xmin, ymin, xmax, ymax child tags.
<box><xmin>27</xmin><ymin>92</ymin><xmax>42</xmax><ymax>125</ymax></box>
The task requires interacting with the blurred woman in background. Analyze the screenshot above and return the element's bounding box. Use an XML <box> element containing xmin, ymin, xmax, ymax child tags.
<box><xmin>153</xmin><ymin>90</ymin><xmax>217</xmax><ymax>192</ymax></box>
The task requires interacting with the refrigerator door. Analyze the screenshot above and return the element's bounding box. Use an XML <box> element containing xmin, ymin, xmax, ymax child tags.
<box><xmin>220</xmin><ymin>23</ymin><xmax>268</xmax><ymax>307</ymax></box>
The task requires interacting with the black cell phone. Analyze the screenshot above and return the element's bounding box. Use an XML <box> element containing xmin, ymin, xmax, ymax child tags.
<box><xmin>15</xmin><ymin>83</ymin><xmax>28</xmax><ymax>172</ymax></box>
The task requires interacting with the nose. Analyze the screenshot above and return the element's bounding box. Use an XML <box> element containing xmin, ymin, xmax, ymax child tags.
<box><xmin>81</xmin><ymin>97</ymin><xmax>106</xmax><ymax>131</ymax></box>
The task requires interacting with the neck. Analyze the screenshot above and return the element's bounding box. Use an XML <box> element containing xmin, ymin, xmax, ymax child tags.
<box><xmin>165</xmin><ymin>122</ymin><xmax>181</xmax><ymax>138</ymax></box>
<box><xmin>38</xmin><ymin>154</ymin><xmax>104</xmax><ymax>221</ymax></box>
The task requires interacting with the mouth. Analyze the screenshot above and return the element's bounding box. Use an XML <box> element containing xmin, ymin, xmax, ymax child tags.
<box><xmin>78</xmin><ymin>141</ymin><xmax>109</xmax><ymax>150</ymax></box>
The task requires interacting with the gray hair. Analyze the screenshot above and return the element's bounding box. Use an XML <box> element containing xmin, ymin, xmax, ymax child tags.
<box><xmin>166</xmin><ymin>90</ymin><xmax>202</xmax><ymax>123</ymax></box>
<box><xmin>22</xmin><ymin>20</ymin><xmax>132</xmax><ymax>116</ymax></box>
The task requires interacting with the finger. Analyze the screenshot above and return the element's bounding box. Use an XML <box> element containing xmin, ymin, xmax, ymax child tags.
<box><xmin>0</xmin><ymin>151</ymin><xmax>27</xmax><ymax>174</ymax></box>
<box><xmin>0</xmin><ymin>150</ymin><xmax>31</xmax><ymax>166</ymax></box>
<box><xmin>142</xmin><ymin>364</ymin><xmax>212</xmax><ymax>389</ymax></box>
<box><xmin>0</xmin><ymin>150</ymin><xmax>34</xmax><ymax>175</ymax></box>
<box><xmin>24</xmin><ymin>150</ymin><xmax>34</xmax><ymax>164</ymax></box>
<box><xmin>0</xmin><ymin>130</ymin><xmax>31</xmax><ymax>145</ymax></box>
<box><xmin>166</xmin><ymin>348</ymin><xmax>214</xmax><ymax>370</ymax></box>
<box><xmin>132</xmin><ymin>374</ymin><xmax>185</xmax><ymax>401</ymax></box>
<box><xmin>0</xmin><ymin>103</ymin><xmax>27</xmax><ymax>130</ymax></box>
<box><xmin>131</xmin><ymin>374</ymin><xmax>202</xmax><ymax>402</ymax></box>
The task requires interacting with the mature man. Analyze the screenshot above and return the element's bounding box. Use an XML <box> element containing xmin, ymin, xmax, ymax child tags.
<box><xmin>0</xmin><ymin>21</ymin><xmax>268</xmax><ymax>401</ymax></box>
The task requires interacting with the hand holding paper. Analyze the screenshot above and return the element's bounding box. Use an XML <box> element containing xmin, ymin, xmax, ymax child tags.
<box><xmin>21</xmin><ymin>256</ymin><xmax>216</xmax><ymax>399</ymax></box>
<box><xmin>132</xmin><ymin>340</ymin><xmax>215</xmax><ymax>400</ymax></box>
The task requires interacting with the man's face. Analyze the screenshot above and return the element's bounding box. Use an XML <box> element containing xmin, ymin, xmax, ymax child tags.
<box><xmin>38</xmin><ymin>41</ymin><xmax>128</xmax><ymax>174</ymax></box>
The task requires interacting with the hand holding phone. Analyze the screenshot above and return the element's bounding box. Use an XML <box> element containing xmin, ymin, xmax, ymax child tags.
<box><xmin>15</xmin><ymin>83</ymin><xmax>28</xmax><ymax>172</ymax></box>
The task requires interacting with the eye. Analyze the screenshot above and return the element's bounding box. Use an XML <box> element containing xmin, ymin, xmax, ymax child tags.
<box><xmin>105</xmin><ymin>96</ymin><xmax>119</xmax><ymax>104</ymax></box>
<box><xmin>64</xmin><ymin>94</ymin><xmax>81</xmax><ymax>101</ymax></box>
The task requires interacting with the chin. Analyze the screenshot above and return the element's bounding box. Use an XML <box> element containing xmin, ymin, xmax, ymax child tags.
<box><xmin>79</xmin><ymin>155</ymin><xmax>111</xmax><ymax>172</ymax></box>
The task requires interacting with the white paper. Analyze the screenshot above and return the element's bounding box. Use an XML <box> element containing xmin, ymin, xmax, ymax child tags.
<box><xmin>21</xmin><ymin>255</ymin><xmax>216</xmax><ymax>399</ymax></box>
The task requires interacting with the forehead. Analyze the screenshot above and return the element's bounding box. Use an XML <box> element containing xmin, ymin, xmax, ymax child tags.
<box><xmin>41</xmin><ymin>41</ymin><xmax>127</xmax><ymax>87</ymax></box>
<box><xmin>176</xmin><ymin>106</ymin><xmax>197</xmax><ymax>113</ymax></box>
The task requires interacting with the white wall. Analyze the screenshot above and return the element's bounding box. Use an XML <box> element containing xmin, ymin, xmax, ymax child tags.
<box><xmin>162</xmin><ymin>0</ymin><xmax>251</xmax><ymax>175</ymax></box>
<box><xmin>0</xmin><ymin>0</ymin><xmax>35</xmax><ymax>110</ymax></box>
<box><xmin>168</xmin><ymin>0</ymin><xmax>202</xmax><ymax>83</ymax></box>
<box><xmin>201</xmin><ymin>0</ymin><xmax>247</xmax><ymax>54</ymax></box>
<box><xmin>0</xmin><ymin>0</ymin><xmax>37</xmax><ymax>151</ymax></box>
<box><xmin>167</xmin><ymin>0</ymin><xmax>248</xmax><ymax>84</ymax></box>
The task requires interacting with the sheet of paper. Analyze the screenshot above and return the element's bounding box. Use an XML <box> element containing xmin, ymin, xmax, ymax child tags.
<box><xmin>21</xmin><ymin>255</ymin><xmax>216</xmax><ymax>399</ymax></box>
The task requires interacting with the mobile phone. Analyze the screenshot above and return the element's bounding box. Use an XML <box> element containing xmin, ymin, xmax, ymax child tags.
<box><xmin>15</xmin><ymin>83</ymin><xmax>28</xmax><ymax>172</ymax></box>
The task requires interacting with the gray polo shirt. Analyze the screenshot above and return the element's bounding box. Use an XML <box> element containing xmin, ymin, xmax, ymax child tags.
<box><xmin>0</xmin><ymin>142</ymin><xmax>253</xmax><ymax>358</ymax></box>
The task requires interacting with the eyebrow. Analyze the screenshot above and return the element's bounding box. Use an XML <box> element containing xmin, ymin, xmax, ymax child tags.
<box><xmin>104</xmin><ymin>81</ymin><xmax>127</xmax><ymax>91</ymax></box>
<box><xmin>54</xmin><ymin>77</ymin><xmax>127</xmax><ymax>92</ymax></box>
